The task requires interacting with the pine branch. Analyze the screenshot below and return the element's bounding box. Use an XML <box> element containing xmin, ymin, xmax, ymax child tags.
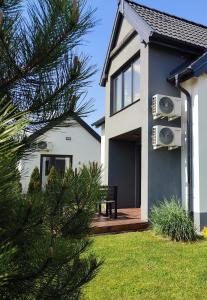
<box><xmin>55</xmin><ymin>257</ymin><xmax>101</xmax><ymax>298</ymax></box>
<box><xmin>9</xmin><ymin>257</ymin><xmax>52</xmax><ymax>283</ymax></box>
<box><xmin>0</xmin><ymin>30</ymin><xmax>22</xmax><ymax>77</ymax></box>
<box><xmin>35</xmin><ymin>241</ymin><xmax>93</xmax><ymax>299</ymax></box>
<box><xmin>0</xmin><ymin>1</ymin><xmax>100</xmax><ymax>298</ymax></box>
<box><xmin>0</xmin><ymin>0</ymin><xmax>96</xmax><ymax>92</ymax></box>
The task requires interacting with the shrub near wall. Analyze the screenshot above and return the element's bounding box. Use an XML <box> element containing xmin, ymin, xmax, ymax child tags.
<box><xmin>150</xmin><ymin>197</ymin><xmax>197</xmax><ymax>242</ymax></box>
<box><xmin>28</xmin><ymin>167</ymin><xmax>41</xmax><ymax>194</ymax></box>
<box><xmin>1</xmin><ymin>163</ymin><xmax>102</xmax><ymax>299</ymax></box>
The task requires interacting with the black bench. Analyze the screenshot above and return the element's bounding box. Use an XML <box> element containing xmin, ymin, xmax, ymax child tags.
<box><xmin>99</xmin><ymin>186</ymin><xmax>118</xmax><ymax>219</ymax></box>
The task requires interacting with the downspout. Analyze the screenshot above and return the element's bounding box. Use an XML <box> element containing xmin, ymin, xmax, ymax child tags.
<box><xmin>175</xmin><ymin>74</ymin><xmax>193</xmax><ymax>217</ymax></box>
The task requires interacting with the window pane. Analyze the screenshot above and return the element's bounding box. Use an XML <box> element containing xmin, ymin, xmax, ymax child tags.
<box><xmin>124</xmin><ymin>66</ymin><xmax>132</xmax><ymax>107</ymax></box>
<box><xmin>55</xmin><ymin>158</ymin><xmax>66</xmax><ymax>178</ymax></box>
<box><xmin>114</xmin><ymin>74</ymin><xmax>122</xmax><ymax>112</ymax></box>
<box><xmin>133</xmin><ymin>59</ymin><xmax>140</xmax><ymax>102</ymax></box>
<box><xmin>45</xmin><ymin>158</ymin><xmax>51</xmax><ymax>176</ymax></box>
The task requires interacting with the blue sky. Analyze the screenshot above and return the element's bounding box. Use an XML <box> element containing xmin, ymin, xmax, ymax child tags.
<box><xmin>84</xmin><ymin>0</ymin><xmax>207</xmax><ymax>131</ymax></box>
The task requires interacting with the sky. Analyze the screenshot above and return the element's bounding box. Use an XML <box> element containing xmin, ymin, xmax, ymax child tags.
<box><xmin>83</xmin><ymin>0</ymin><xmax>207</xmax><ymax>132</ymax></box>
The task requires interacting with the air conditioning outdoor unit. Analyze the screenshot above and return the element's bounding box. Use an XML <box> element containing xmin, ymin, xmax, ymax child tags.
<box><xmin>36</xmin><ymin>141</ymin><xmax>53</xmax><ymax>152</ymax></box>
<box><xmin>152</xmin><ymin>94</ymin><xmax>181</xmax><ymax>121</ymax></box>
<box><xmin>152</xmin><ymin>125</ymin><xmax>181</xmax><ymax>150</ymax></box>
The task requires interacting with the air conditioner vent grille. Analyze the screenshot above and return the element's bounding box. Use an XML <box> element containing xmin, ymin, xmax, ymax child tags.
<box><xmin>37</xmin><ymin>141</ymin><xmax>47</xmax><ymax>150</ymax></box>
<box><xmin>159</xmin><ymin>127</ymin><xmax>174</xmax><ymax>145</ymax></box>
<box><xmin>152</xmin><ymin>94</ymin><xmax>181</xmax><ymax>121</ymax></box>
<box><xmin>152</xmin><ymin>127</ymin><xmax>156</xmax><ymax>145</ymax></box>
<box><xmin>159</xmin><ymin>97</ymin><xmax>174</xmax><ymax>114</ymax></box>
<box><xmin>152</xmin><ymin>97</ymin><xmax>157</xmax><ymax>116</ymax></box>
<box><xmin>152</xmin><ymin>125</ymin><xmax>181</xmax><ymax>150</ymax></box>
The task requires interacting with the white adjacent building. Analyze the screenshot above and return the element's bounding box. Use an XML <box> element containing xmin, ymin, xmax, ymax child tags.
<box><xmin>20</xmin><ymin>117</ymin><xmax>101</xmax><ymax>192</ymax></box>
<box><xmin>169</xmin><ymin>52</ymin><xmax>207</xmax><ymax>230</ymax></box>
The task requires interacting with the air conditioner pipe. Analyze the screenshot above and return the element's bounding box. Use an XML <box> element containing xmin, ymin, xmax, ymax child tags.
<box><xmin>175</xmin><ymin>74</ymin><xmax>193</xmax><ymax>218</ymax></box>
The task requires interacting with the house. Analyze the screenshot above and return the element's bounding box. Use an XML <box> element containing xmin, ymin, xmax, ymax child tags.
<box><xmin>169</xmin><ymin>53</ymin><xmax>207</xmax><ymax>230</ymax></box>
<box><xmin>20</xmin><ymin>117</ymin><xmax>101</xmax><ymax>192</ymax></box>
<box><xmin>93</xmin><ymin>0</ymin><xmax>207</xmax><ymax>230</ymax></box>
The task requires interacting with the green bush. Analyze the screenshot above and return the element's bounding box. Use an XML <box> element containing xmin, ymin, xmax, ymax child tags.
<box><xmin>62</xmin><ymin>162</ymin><xmax>102</xmax><ymax>236</ymax></box>
<box><xmin>150</xmin><ymin>197</ymin><xmax>197</xmax><ymax>242</ymax></box>
<box><xmin>47</xmin><ymin>166</ymin><xmax>57</xmax><ymax>184</ymax></box>
<box><xmin>12</xmin><ymin>169</ymin><xmax>22</xmax><ymax>197</ymax></box>
<box><xmin>1</xmin><ymin>162</ymin><xmax>102</xmax><ymax>299</ymax></box>
<box><xmin>28</xmin><ymin>167</ymin><xmax>41</xmax><ymax>194</ymax></box>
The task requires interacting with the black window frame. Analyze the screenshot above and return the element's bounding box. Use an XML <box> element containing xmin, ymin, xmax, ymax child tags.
<box><xmin>111</xmin><ymin>54</ymin><xmax>140</xmax><ymax>116</ymax></box>
<box><xmin>40</xmin><ymin>154</ymin><xmax>73</xmax><ymax>184</ymax></box>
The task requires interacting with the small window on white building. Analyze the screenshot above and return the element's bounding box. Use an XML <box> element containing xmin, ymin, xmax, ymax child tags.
<box><xmin>112</xmin><ymin>57</ymin><xmax>140</xmax><ymax>114</ymax></box>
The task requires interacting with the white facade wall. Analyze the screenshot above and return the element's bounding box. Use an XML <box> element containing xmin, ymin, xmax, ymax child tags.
<box><xmin>182</xmin><ymin>74</ymin><xmax>207</xmax><ymax>230</ymax></box>
<box><xmin>20</xmin><ymin>121</ymin><xmax>101</xmax><ymax>192</ymax></box>
<box><xmin>103</xmin><ymin>18</ymin><xmax>149</xmax><ymax>221</ymax></box>
<box><xmin>100</xmin><ymin>124</ymin><xmax>106</xmax><ymax>184</ymax></box>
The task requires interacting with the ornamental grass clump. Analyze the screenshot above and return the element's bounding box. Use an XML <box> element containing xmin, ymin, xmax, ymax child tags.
<box><xmin>202</xmin><ymin>227</ymin><xmax>207</xmax><ymax>238</ymax></box>
<box><xmin>150</xmin><ymin>197</ymin><xmax>197</xmax><ymax>242</ymax></box>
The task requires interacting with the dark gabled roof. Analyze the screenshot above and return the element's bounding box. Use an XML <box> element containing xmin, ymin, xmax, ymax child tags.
<box><xmin>168</xmin><ymin>51</ymin><xmax>207</xmax><ymax>83</ymax></box>
<box><xmin>100</xmin><ymin>0</ymin><xmax>207</xmax><ymax>86</ymax></box>
<box><xmin>92</xmin><ymin>117</ymin><xmax>105</xmax><ymax>128</ymax></box>
<box><xmin>128</xmin><ymin>0</ymin><xmax>207</xmax><ymax>49</ymax></box>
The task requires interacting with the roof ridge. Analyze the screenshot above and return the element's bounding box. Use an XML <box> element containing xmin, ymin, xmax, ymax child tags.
<box><xmin>126</xmin><ymin>0</ymin><xmax>207</xmax><ymax>30</ymax></box>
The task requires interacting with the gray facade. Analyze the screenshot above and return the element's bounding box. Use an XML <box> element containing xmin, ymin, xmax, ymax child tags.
<box><xmin>109</xmin><ymin>137</ymin><xmax>141</xmax><ymax>209</ymax></box>
<box><xmin>99</xmin><ymin>0</ymin><xmax>205</xmax><ymax>221</ymax></box>
<box><xmin>147</xmin><ymin>45</ymin><xmax>189</xmax><ymax>210</ymax></box>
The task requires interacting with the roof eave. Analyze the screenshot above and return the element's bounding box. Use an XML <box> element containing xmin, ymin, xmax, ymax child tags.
<box><xmin>168</xmin><ymin>51</ymin><xmax>207</xmax><ymax>83</ymax></box>
<box><xmin>100</xmin><ymin>0</ymin><xmax>154</xmax><ymax>87</ymax></box>
<box><xmin>92</xmin><ymin>117</ymin><xmax>105</xmax><ymax>128</ymax></box>
<box><xmin>123</xmin><ymin>0</ymin><xmax>154</xmax><ymax>44</ymax></box>
<box><xmin>150</xmin><ymin>33</ymin><xmax>206</xmax><ymax>55</ymax></box>
<box><xmin>100</xmin><ymin>8</ymin><xmax>122</xmax><ymax>87</ymax></box>
<box><xmin>75</xmin><ymin>117</ymin><xmax>101</xmax><ymax>142</ymax></box>
<box><xmin>190</xmin><ymin>52</ymin><xmax>207</xmax><ymax>77</ymax></box>
<box><xmin>168</xmin><ymin>67</ymin><xmax>193</xmax><ymax>83</ymax></box>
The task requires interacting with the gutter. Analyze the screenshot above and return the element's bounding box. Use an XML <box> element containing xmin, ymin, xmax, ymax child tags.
<box><xmin>175</xmin><ymin>74</ymin><xmax>193</xmax><ymax>217</ymax></box>
<box><xmin>92</xmin><ymin>117</ymin><xmax>105</xmax><ymax>128</ymax></box>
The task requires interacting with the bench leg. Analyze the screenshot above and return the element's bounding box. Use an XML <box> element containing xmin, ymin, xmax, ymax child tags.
<box><xmin>99</xmin><ymin>203</ymin><xmax>102</xmax><ymax>215</ymax></box>
<box><xmin>114</xmin><ymin>201</ymin><xmax>117</xmax><ymax>219</ymax></box>
<box><xmin>109</xmin><ymin>203</ymin><xmax>112</xmax><ymax>218</ymax></box>
<box><xmin>106</xmin><ymin>203</ymin><xmax>109</xmax><ymax>217</ymax></box>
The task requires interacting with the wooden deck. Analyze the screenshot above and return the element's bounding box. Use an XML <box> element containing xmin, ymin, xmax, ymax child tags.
<box><xmin>91</xmin><ymin>208</ymin><xmax>148</xmax><ymax>234</ymax></box>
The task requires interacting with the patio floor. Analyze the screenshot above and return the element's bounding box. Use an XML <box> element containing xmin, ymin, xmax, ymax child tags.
<box><xmin>91</xmin><ymin>208</ymin><xmax>148</xmax><ymax>234</ymax></box>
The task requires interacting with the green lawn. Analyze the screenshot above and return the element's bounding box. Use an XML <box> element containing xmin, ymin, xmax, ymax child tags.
<box><xmin>84</xmin><ymin>231</ymin><xmax>207</xmax><ymax>300</ymax></box>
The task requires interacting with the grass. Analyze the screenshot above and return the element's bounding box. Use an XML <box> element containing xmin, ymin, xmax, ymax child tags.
<box><xmin>84</xmin><ymin>231</ymin><xmax>207</xmax><ymax>300</ymax></box>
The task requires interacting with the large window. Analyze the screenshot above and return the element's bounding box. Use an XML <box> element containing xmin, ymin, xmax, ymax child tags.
<box><xmin>112</xmin><ymin>57</ymin><xmax>140</xmax><ymax>114</ymax></box>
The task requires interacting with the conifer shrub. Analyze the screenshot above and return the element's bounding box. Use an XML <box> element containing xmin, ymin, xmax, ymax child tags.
<box><xmin>46</xmin><ymin>166</ymin><xmax>60</xmax><ymax>192</ymax></box>
<box><xmin>150</xmin><ymin>197</ymin><xmax>197</xmax><ymax>242</ymax></box>
<box><xmin>12</xmin><ymin>169</ymin><xmax>22</xmax><ymax>197</ymax></box>
<box><xmin>59</xmin><ymin>162</ymin><xmax>102</xmax><ymax>237</ymax></box>
<box><xmin>0</xmin><ymin>0</ymin><xmax>100</xmax><ymax>295</ymax></box>
<box><xmin>1</xmin><ymin>163</ymin><xmax>102</xmax><ymax>299</ymax></box>
<box><xmin>28</xmin><ymin>167</ymin><xmax>41</xmax><ymax>194</ymax></box>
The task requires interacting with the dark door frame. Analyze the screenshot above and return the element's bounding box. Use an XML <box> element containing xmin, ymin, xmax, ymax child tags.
<box><xmin>40</xmin><ymin>154</ymin><xmax>73</xmax><ymax>185</ymax></box>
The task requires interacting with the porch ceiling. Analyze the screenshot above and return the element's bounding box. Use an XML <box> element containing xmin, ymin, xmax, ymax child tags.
<box><xmin>112</xmin><ymin>128</ymin><xmax>141</xmax><ymax>142</ymax></box>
